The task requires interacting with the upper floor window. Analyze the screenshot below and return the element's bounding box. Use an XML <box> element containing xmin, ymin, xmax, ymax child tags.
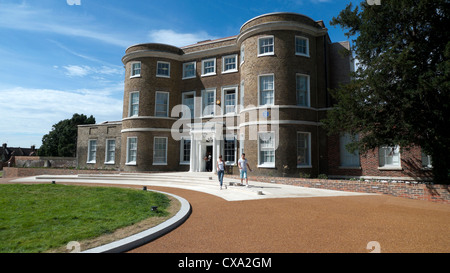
<box><xmin>155</xmin><ymin>91</ymin><xmax>169</xmax><ymax>117</ymax></box>
<box><xmin>182</xmin><ymin>61</ymin><xmax>196</xmax><ymax>79</ymax></box>
<box><xmin>129</xmin><ymin>91</ymin><xmax>139</xmax><ymax>117</ymax></box>
<box><xmin>222</xmin><ymin>54</ymin><xmax>238</xmax><ymax>73</ymax></box>
<box><xmin>296</xmin><ymin>74</ymin><xmax>310</xmax><ymax>107</ymax></box>
<box><xmin>222</xmin><ymin>86</ymin><xmax>238</xmax><ymax>115</ymax></box>
<box><xmin>259</xmin><ymin>74</ymin><xmax>274</xmax><ymax>106</ymax></box>
<box><xmin>182</xmin><ymin>91</ymin><xmax>195</xmax><ymax>119</ymax></box>
<box><xmin>201</xmin><ymin>88</ymin><xmax>216</xmax><ymax>116</ymax></box>
<box><xmin>240</xmin><ymin>45</ymin><xmax>245</xmax><ymax>64</ymax></box>
<box><xmin>258</xmin><ymin>36</ymin><xmax>274</xmax><ymax>56</ymax></box>
<box><xmin>156</xmin><ymin>61</ymin><xmax>170</xmax><ymax>78</ymax></box>
<box><xmin>202</xmin><ymin>58</ymin><xmax>216</xmax><ymax>77</ymax></box>
<box><xmin>131</xmin><ymin>62</ymin><xmax>141</xmax><ymax>78</ymax></box>
<box><xmin>295</xmin><ymin>36</ymin><xmax>309</xmax><ymax>57</ymax></box>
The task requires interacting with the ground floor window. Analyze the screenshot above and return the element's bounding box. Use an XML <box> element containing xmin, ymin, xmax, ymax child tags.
<box><xmin>224</xmin><ymin>135</ymin><xmax>236</xmax><ymax>164</ymax></box>
<box><xmin>105</xmin><ymin>139</ymin><xmax>115</xmax><ymax>164</ymax></box>
<box><xmin>126</xmin><ymin>137</ymin><xmax>137</xmax><ymax>165</ymax></box>
<box><xmin>297</xmin><ymin>132</ymin><xmax>311</xmax><ymax>167</ymax></box>
<box><xmin>379</xmin><ymin>145</ymin><xmax>400</xmax><ymax>167</ymax></box>
<box><xmin>421</xmin><ymin>151</ymin><xmax>432</xmax><ymax>168</ymax></box>
<box><xmin>339</xmin><ymin>133</ymin><xmax>360</xmax><ymax>167</ymax></box>
<box><xmin>258</xmin><ymin>132</ymin><xmax>275</xmax><ymax>167</ymax></box>
<box><xmin>154</xmin><ymin>137</ymin><xmax>168</xmax><ymax>165</ymax></box>
<box><xmin>180</xmin><ymin>137</ymin><xmax>191</xmax><ymax>165</ymax></box>
<box><xmin>87</xmin><ymin>139</ymin><xmax>97</xmax><ymax>163</ymax></box>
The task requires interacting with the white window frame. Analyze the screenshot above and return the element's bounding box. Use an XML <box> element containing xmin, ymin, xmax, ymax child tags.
<box><xmin>128</xmin><ymin>91</ymin><xmax>139</xmax><ymax>117</ymax></box>
<box><xmin>258</xmin><ymin>74</ymin><xmax>275</xmax><ymax>106</ymax></box>
<box><xmin>104</xmin><ymin>139</ymin><xmax>116</xmax><ymax>164</ymax></box>
<box><xmin>126</xmin><ymin>137</ymin><xmax>137</xmax><ymax>165</ymax></box>
<box><xmin>339</xmin><ymin>133</ymin><xmax>360</xmax><ymax>167</ymax></box>
<box><xmin>221</xmin><ymin>85</ymin><xmax>238</xmax><ymax>115</ymax></box>
<box><xmin>201</xmin><ymin>88</ymin><xmax>216</xmax><ymax>117</ymax></box>
<box><xmin>181</xmin><ymin>91</ymin><xmax>196</xmax><ymax>119</ymax></box>
<box><xmin>297</xmin><ymin>132</ymin><xmax>311</xmax><ymax>168</ymax></box>
<box><xmin>379</xmin><ymin>145</ymin><xmax>401</xmax><ymax>169</ymax></box>
<box><xmin>182</xmin><ymin>61</ymin><xmax>196</xmax><ymax>79</ymax></box>
<box><xmin>258</xmin><ymin>36</ymin><xmax>274</xmax><ymax>57</ymax></box>
<box><xmin>180</xmin><ymin>137</ymin><xmax>191</xmax><ymax>165</ymax></box>
<box><xmin>201</xmin><ymin>58</ymin><xmax>216</xmax><ymax>77</ymax></box>
<box><xmin>240</xmin><ymin>45</ymin><xmax>245</xmax><ymax>65</ymax></box>
<box><xmin>223</xmin><ymin>134</ymin><xmax>237</xmax><ymax>165</ymax></box>
<box><xmin>258</xmin><ymin>131</ymin><xmax>275</xmax><ymax>168</ymax></box>
<box><xmin>240</xmin><ymin>80</ymin><xmax>245</xmax><ymax>112</ymax></box>
<box><xmin>296</xmin><ymin>73</ymin><xmax>310</xmax><ymax>107</ymax></box>
<box><xmin>156</xmin><ymin>61</ymin><xmax>170</xmax><ymax>78</ymax></box>
<box><xmin>130</xmin><ymin>61</ymin><xmax>141</xmax><ymax>78</ymax></box>
<box><xmin>87</xmin><ymin>139</ymin><xmax>97</xmax><ymax>164</ymax></box>
<box><xmin>295</xmin><ymin>36</ymin><xmax>310</xmax><ymax>57</ymax></box>
<box><xmin>153</xmin><ymin>137</ymin><xmax>168</xmax><ymax>165</ymax></box>
<box><xmin>154</xmin><ymin>91</ymin><xmax>169</xmax><ymax>117</ymax></box>
<box><xmin>222</xmin><ymin>54</ymin><xmax>238</xmax><ymax>74</ymax></box>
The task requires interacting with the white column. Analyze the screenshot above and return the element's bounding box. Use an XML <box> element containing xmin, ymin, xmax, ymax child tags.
<box><xmin>189</xmin><ymin>133</ymin><xmax>194</xmax><ymax>172</ymax></box>
<box><xmin>212</xmin><ymin>136</ymin><xmax>217</xmax><ymax>174</ymax></box>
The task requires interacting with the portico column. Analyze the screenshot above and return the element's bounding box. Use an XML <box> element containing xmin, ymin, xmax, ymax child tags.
<box><xmin>212</xmin><ymin>136</ymin><xmax>217</xmax><ymax>174</ymax></box>
<box><xmin>189</xmin><ymin>133</ymin><xmax>194</xmax><ymax>172</ymax></box>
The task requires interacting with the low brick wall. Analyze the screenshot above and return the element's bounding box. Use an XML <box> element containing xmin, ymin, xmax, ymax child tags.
<box><xmin>230</xmin><ymin>174</ymin><xmax>450</xmax><ymax>204</ymax></box>
<box><xmin>3</xmin><ymin>167</ymin><xmax>120</xmax><ymax>178</ymax></box>
<box><xmin>14</xmin><ymin>156</ymin><xmax>76</xmax><ymax>168</ymax></box>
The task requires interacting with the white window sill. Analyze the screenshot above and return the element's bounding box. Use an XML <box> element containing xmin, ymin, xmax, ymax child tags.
<box><xmin>297</xmin><ymin>165</ymin><xmax>312</xmax><ymax>168</ymax></box>
<box><xmin>180</xmin><ymin>162</ymin><xmax>190</xmax><ymax>165</ymax></box>
<box><xmin>156</xmin><ymin>75</ymin><xmax>170</xmax><ymax>78</ymax></box>
<box><xmin>104</xmin><ymin>162</ymin><xmax>115</xmax><ymax>165</ymax></box>
<box><xmin>258</xmin><ymin>53</ymin><xmax>274</xmax><ymax>57</ymax></box>
<box><xmin>222</xmin><ymin>69</ymin><xmax>238</xmax><ymax>74</ymax></box>
<box><xmin>130</xmin><ymin>75</ymin><xmax>141</xmax><ymax>79</ymax></box>
<box><xmin>182</xmin><ymin>76</ymin><xmax>196</xmax><ymax>80</ymax></box>
<box><xmin>201</xmin><ymin>73</ymin><xmax>216</xmax><ymax>77</ymax></box>
<box><xmin>125</xmin><ymin>162</ymin><xmax>137</xmax><ymax>166</ymax></box>
<box><xmin>153</xmin><ymin>163</ymin><xmax>167</xmax><ymax>166</ymax></box>
<box><xmin>378</xmin><ymin>166</ymin><xmax>403</xmax><ymax>171</ymax></box>
<box><xmin>86</xmin><ymin>161</ymin><xmax>96</xmax><ymax>164</ymax></box>
<box><xmin>258</xmin><ymin>164</ymin><xmax>275</xmax><ymax>168</ymax></box>
<box><xmin>295</xmin><ymin>53</ymin><xmax>310</xmax><ymax>58</ymax></box>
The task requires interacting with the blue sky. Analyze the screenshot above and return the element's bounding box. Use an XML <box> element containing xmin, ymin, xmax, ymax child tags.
<box><xmin>0</xmin><ymin>0</ymin><xmax>360</xmax><ymax>148</ymax></box>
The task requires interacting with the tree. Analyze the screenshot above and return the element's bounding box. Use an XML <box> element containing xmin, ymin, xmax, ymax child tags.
<box><xmin>38</xmin><ymin>114</ymin><xmax>95</xmax><ymax>157</ymax></box>
<box><xmin>322</xmin><ymin>0</ymin><xmax>450</xmax><ymax>184</ymax></box>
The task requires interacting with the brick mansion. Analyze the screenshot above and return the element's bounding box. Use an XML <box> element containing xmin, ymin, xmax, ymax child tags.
<box><xmin>76</xmin><ymin>12</ymin><xmax>432</xmax><ymax>181</ymax></box>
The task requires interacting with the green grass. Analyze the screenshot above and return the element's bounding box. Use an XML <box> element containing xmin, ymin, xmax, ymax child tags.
<box><xmin>0</xmin><ymin>184</ymin><xmax>171</xmax><ymax>253</ymax></box>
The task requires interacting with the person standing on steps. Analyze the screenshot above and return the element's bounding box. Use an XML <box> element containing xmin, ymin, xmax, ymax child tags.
<box><xmin>238</xmin><ymin>153</ymin><xmax>252</xmax><ymax>187</ymax></box>
<box><xmin>217</xmin><ymin>155</ymin><xmax>226</xmax><ymax>190</ymax></box>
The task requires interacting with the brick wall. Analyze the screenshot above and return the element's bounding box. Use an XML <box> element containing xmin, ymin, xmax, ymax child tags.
<box><xmin>3</xmin><ymin>167</ymin><xmax>120</xmax><ymax>178</ymax></box>
<box><xmin>229</xmin><ymin>174</ymin><xmax>449</xmax><ymax>204</ymax></box>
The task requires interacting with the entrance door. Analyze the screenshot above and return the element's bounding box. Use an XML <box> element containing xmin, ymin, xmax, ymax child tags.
<box><xmin>204</xmin><ymin>145</ymin><xmax>213</xmax><ymax>172</ymax></box>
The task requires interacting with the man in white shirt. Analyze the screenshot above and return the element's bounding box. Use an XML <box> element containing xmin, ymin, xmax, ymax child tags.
<box><xmin>238</xmin><ymin>153</ymin><xmax>252</xmax><ymax>187</ymax></box>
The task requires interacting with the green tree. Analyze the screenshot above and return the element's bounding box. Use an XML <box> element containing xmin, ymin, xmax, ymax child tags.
<box><xmin>38</xmin><ymin>114</ymin><xmax>95</xmax><ymax>157</ymax></box>
<box><xmin>322</xmin><ymin>0</ymin><xmax>450</xmax><ymax>184</ymax></box>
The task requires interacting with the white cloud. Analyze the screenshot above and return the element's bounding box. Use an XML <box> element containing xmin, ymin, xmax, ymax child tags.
<box><xmin>62</xmin><ymin>65</ymin><xmax>123</xmax><ymax>77</ymax></box>
<box><xmin>0</xmin><ymin>85</ymin><xmax>123</xmax><ymax>147</ymax></box>
<box><xmin>148</xmin><ymin>29</ymin><xmax>218</xmax><ymax>47</ymax></box>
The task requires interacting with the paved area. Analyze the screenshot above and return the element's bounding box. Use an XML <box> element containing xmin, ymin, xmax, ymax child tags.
<box><xmin>10</xmin><ymin>172</ymin><xmax>375</xmax><ymax>201</ymax></box>
<box><xmin>4</xmin><ymin>172</ymin><xmax>450</xmax><ymax>253</ymax></box>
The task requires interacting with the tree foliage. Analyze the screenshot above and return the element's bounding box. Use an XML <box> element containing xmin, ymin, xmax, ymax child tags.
<box><xmin>322</xmin><ymin>0</ymin><xmax>450</xmax><ymax>184</ymax></box>
<box><xmin>38</xmin><ymin>114</ymin><xmax>95</xmax><ymax>157</ymax></box>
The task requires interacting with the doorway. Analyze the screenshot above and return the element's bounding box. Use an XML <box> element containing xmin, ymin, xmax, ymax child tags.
<box><xmin>205</xmin><ymin>145</ymin><xmax>213</xmax><ymax>172</ymax></box>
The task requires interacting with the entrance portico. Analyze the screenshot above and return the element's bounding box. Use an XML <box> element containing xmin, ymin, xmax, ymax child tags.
<box><xmin>188</xmin><ymin>122</ymin><xmax>223</xmax><ymax>173</ymax></box>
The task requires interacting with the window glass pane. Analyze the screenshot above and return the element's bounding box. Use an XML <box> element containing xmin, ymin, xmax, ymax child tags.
<box><xmin>339</xmin><ymin>134</ymin><xmax>359</xmax><ymax>167</ymax></box>
<box><xmin>154</xmin><ymin>138</ymin><xmax>167</xmax><ymax>164</ymax></box>
<box><xmin>260</xmin><ymin>75</ymin><xmax>274</xmax><ymax>105</ymax></box>
<box><xmin>224</xmin><ymin>137</ymin><xmax>235</xmax><ymax>163</ymax></box>
<box><xmin>379</xmin><ymin>145</ymin><xmax>400</xmax><ymax>166</ymax></box>
<box><xmin>155</xmin><ymin>92</ymin><xmax>168</xmax><ymax>117</ymax></box>
<box><xmin>297</xmin><ymin>133</ymin><xmax>310</xmax><ymax>166</ymax></box>
<box><xmin>295</xmin><ymin>37</ymin><xmax>308</xmax><ymax>55</ymax></box>
<box><xmin>127</xmin><ymin>138</ymin><xmax>137</xmax><ymax>163</ymax></box>
<box><xmin>296</xmin><ymin>75</ymin><xmax>309</xmax><ymax>106</ymax></box>
<box><xmin>183</xmin><ymin>93</ymin><xmax>195</xmax><ymax>118</ymax></box>
<box><xmin>157</xmin><ymin>62</ymin><xmax>170</xmax><ymax>76</ymax></box>
<box><xmin>202</xmin><ymin>90</ymin><xmax>215</xmax><ymax>116</ymax></box>
<box><xmin>224</xmin><ymin>56</ymin><xmax>236</xmax><ymax>71</ymax></box>
<box><xmin>225</xmin><ymin>89</ymin><xmax>236</xmax><ymax>114</ymax></box>
<box><xmin>132</xmin><ymin>62</ymin><xmax>141</xmax><ymax>76</ymax></box>
<box><xmin>203</xmin><ymin>60</ymin><xmax>215</xmax><ymax>74</ymax></box>
<box><xmin>88</xmin><ymin>140</ymin><xmax>97</xmax><ymax>162</ymax></box>
<box><xmin>182</xmin><ymin>139</ymin><xmax>191</xmax><ymax>162</ymax></box>
<box><xmin>259</xmin><ymin>37</ymin><xmax>274</xmax><ymax>55</ymax></box>
<box><xmin>259</xmin><ymin>133</ymin><xmax>275</xmax><ymax>165</ymax></box>
<box><xmin>130</xmin><ymin>92</ymin><xmax>139</xmax><ymax>116</ymax></box>
<box><xmin>183</xmin><ymin>62</ymin><xmax>195</xmax><ymax>78</ymax></box>
<box><xmin>106</xmin><ymin>139</ymin><xmax>115</xmax><ymax>162</ymax></box>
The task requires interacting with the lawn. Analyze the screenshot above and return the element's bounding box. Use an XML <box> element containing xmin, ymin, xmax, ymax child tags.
<box><xmin>0</xmin><ymin>183</ymin><xmax>172</xmax><ymax>253</ymax></box>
